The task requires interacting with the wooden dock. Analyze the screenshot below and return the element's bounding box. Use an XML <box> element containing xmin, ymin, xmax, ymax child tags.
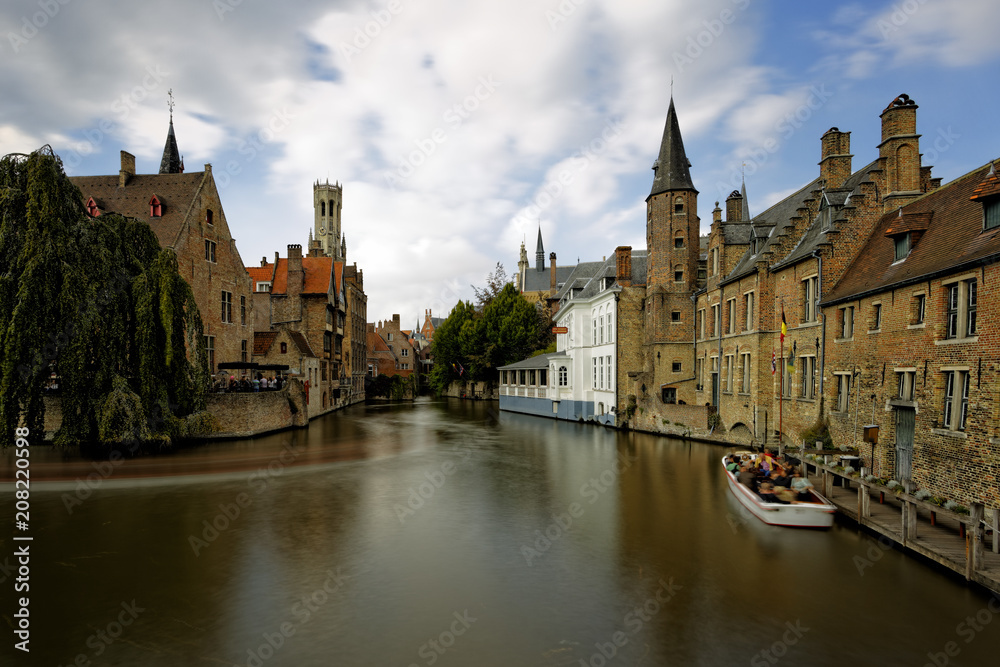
<box><xmin>803</xmin><ymin>459</ymin><xmax>1000</xmax><ymax>596</ymax></box>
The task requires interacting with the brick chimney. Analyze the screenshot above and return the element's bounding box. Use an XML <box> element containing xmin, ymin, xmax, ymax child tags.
<box><xmin>119</xmin><ymin>151</ymin><xmax>135</xmax><ymax>188</ymax></box>
<box><xmin>261</xmin><ymin>256</ymin><xmax>268</xmax><ymax>267</ymax></box>
<box><xmin>819</xmin><ymin>127</ymin><xmax>852</xmax><ymax>189</ymax></box>
<box><xmin>615</xmin><ymin>246</ymin><xmax>632</xmax><ymax>287</ymax></box>
<box><xmin>879</xmin><ymin>94</ymin><xmax>922</xmax><ymax>210</ymax></box>
<box><xmin>549</xmin><ymin>252</ymin><xmax>557</xmax><ymax>295</ymax></box>
<box><xmin>725</xmin><ymin>190</ymin><xmax>743</xmax><ymax>222</ymax></box>
<box><xmin>713</xmin><ymin>201</ymin><xmax>722</xmax><ymax>225</ymax></box>
<box><xmin>287</xmin><ymin>244</ymin><xmax>303</xmax><ymax>297</ymax></box>
<box><xmin>392</xmin><ymin>314</ymin><xmax>400</xmax><ymax>329</ymax></box>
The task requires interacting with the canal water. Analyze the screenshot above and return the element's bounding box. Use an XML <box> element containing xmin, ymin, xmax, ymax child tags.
<box><xmin>1</xmin><ymin>398</ymin><xmax>998</xmax><ymax>666</ymax></box>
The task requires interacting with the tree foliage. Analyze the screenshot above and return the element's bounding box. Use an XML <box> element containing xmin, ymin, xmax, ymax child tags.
<box><xmin>430</xmin><ymin>266</ymin><xmax>543</xmax><ymax>395</ymax></box>
<box><xmin>0</xmin><ymin>147</ymin><xmax>208</xmax><ymax>448</ymax></box>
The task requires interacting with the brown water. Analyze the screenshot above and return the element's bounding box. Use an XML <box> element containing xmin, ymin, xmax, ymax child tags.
<box><xmin>1</xmin><ymin>398</ymin><xmax>998</xmax><ymax>666</ymax></box>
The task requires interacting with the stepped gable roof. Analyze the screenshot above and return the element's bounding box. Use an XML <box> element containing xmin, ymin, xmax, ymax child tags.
<box><xmin>253</xmin><ymin>331</ymin><xmax>277</xmax><ymax>356</ymax></box>
<box><xmin>824</xmin><ymin>160</ymin><xmax>1000</xmax><ymax>305</ymax></box>
<box><xmin>649</xmin><ymin>97</ymin><xmax>696</xmax><ymax>197</ymax></box>
<box><xmin>498</xmin><ymin>351</ymin><xmax>567</xmax><ymax>371</ymax></box>
<box><xmin>523</xmin><ymin>264</ymin><xmax>575</xmax><ymax>292</ymax></box>
<box><xmin>69</xmin><ymin>171</ymin><xmax>206</xmax><ymax>248</ymax></box>
<box><xmin>771</xmin><ymin>160</ymin><xmax>877</xmax><ymax>272</ymax></box>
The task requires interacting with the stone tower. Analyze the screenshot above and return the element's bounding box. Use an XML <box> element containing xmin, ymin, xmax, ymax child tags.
<box><xmin>645</xmin><ymin>97</ymin><xmax>699</xmax><ymax>346</ymax></box>
<box><xmin>313</xmin><ymin>179</ymin><xmax>343</xmax><ymax>260</ymax></box>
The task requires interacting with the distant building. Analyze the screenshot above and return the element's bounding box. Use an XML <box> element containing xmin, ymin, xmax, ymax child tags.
<box><xmin>420</xmin><ymin>309</ymin><xmax>445</xmax><ymax>341</ymax></box>
<box><xmin>516</xmin><ymin>227</ymin><xmax>576</xmax><ymax>310</ymax></box>
<box><xmin>251</xmin><ymin>329</ymin><xmax>321</xmax><ymax>413</ymax></box>
<box><xmin>368</xmin><ymin>315</ymin><xmax>416</xmax><ymax>377</ymax></box>
<box><xmin>70</xmin><ymin>114</ymin><xmax>254</xmax><ymax>379</ymax></box>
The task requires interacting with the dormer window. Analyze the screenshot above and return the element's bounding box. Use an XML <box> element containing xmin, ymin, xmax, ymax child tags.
<box><xmin>86</xmin><ymin>197</ymin><xmax>100</xmax><ymax>218</ymax></box>
<box><xmin>149</xmin><ymin>195</ymin><xmax>162</xmax><ymax>218</ymax></box>
<box><xmin>206</xmin><ymin>209</ymin><xmax>214</xmax><ymax>226</ymax></box>
<box><xmin>893</xmin><ymin>233</ymin><xmax>911</xmax><ymax>261</ymax></box>
<box><xmin>984</xmin><ymin>198</ymin><xmax>1000</xmax><ymax>231</ymax></box>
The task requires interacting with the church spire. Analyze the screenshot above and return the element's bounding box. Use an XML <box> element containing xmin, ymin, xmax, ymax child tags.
<box><xmin>535</xmin><ymin>225</ymin><xmax>545</xmax><ymax>272</ymax></box>
<box><xmin>649</xmin><ymin>96</ymin><xmax>695</xmax><ymax>197</ymax></box>
<box><xmin>740</xmin><ymin>174</ymin><xmax>751</xmax><ymax>221</ymax></box>
<box><xmin>159</xmin><ymin>89</ymin><xmax>181</xmax><ymax>174</ymax></box>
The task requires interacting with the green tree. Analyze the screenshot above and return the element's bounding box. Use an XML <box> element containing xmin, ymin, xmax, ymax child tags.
<box><xmin>0</xmin><ymin>147</ymin><xmax>208</xmax><ymax>448</ymax></box>
<box><xmin>428</xmin><ymin>299</ymin><xmax>477</xmax><ymax>394</ymax></box>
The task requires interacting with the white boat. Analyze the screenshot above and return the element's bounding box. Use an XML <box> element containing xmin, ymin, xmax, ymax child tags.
<box><xmin>723</xmin><ymin>454</ymin><xmax>836</xmax><ymax>529</ymax></box>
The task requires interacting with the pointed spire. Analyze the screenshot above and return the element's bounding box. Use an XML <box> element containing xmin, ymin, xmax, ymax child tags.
<box><xmin>649</xmin><ymin>97</ymin><xmax>696</xmax><ymax>197</ymax></box>
<box><xmin>740</xmin><ymin>175</ymin><xmax>750</xmax><ymax>221</ymax></box>
<box><xmin>535</xmin><ymin>224</ymin><xmax>545</xmax><ymax>272</ymax></box>
<box><xmin>159</xmin><ymin>89</ymin><xmax>181</xmax><ymax>174</ymax></box>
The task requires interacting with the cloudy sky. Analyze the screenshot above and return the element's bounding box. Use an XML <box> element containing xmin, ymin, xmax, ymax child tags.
<box><xmin>2</xmin><ymin>0</ymin><xmax>999</xmax><ymax>328</ymax></box>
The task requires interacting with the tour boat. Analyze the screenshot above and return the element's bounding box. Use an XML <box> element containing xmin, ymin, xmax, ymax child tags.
<box><xmin>723</xmin><ymin>454</ymin><xmax>836</xmax><ymax>529</ymax></box>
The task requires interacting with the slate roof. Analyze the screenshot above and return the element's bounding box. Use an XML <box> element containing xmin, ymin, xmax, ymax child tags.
<box><xmin>649</xmin><ymin>98</ymin><xmax>696</xmax><ymax>197</ymax></box>
<box><xmin>824</xmin><ymin>160</ymin><xmax>1000</xmax><ymax>304</ymax></box>
<box><xmin>69</xmin><ymin>171</ymin><xmax>207</xmax><ymax>248</ymax></box>
<box><xmin>523</xmin><ymin>265</ymin><xmax>575</xmax><ymax>292</ymax></box>
<box><xmin>722</xmin><ymin>223</ymin><xmax>752</xmax><ymax>245</ymax></box>
<box><xmin>498</xmin><ymin>351</ymin><xmax>567</xmax><ymax>371</ymax></box>
<box><xmin>159</xmin><ymin>119</ymin><xmax>182</xmax><ymax>174</ymax></box>
<box><xmin>553</xmin><ymin>261</ymin><xmax>607</xmax><ymax>303</ymax></box>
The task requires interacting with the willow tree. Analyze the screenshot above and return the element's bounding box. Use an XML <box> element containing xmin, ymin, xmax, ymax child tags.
<box><xmin>0</xmin><ymin>146</ymin><xmax>208</xmax><ymax>448</ymax></box>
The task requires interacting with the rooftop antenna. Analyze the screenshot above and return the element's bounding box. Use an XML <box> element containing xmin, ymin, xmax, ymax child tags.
<box><xmin>167</xmin><ymin>88</ymin><xmax>175</xmax><ymax>121</ymax></box>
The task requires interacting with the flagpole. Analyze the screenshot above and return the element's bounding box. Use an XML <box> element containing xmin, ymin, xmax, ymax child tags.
<box><xmin>778</xmin><ymin>334</ymin><xmax>783</xmax><ymax>452</ymax></box>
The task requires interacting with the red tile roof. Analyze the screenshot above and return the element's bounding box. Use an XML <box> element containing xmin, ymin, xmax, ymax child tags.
<box><xmin>270</xmin><ymin>257</ymin><xmax>333</xmax><ymax>295</ymax></box>
<box><xmin>367</xmin><ymin>329</ymin><xmax>391</xmax><ymax>352</ymax></box>
<box><xmin>247</xmin><ymin>265</ymin><xmax>273</xmax><ymax>285</ymax></box>
<box><xmin>825</xmin><ymin>160</ymin><xmax>1000</xmax><ymax>304</ymax></box>
<box><xmin>253</xmin><ymin>331</ymin><xmax>277</xmax><ymax>356</ymax></box>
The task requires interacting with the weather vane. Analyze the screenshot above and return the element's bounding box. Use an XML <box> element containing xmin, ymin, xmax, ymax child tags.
<box><xmin>167</xmin><ymin>88</ymin><xmax>175</xmax><ymax>121</ymax></box>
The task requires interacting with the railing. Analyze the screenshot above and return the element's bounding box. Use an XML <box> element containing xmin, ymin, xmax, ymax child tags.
<box><xmin>500</xmin><ymin>385</ymin><xmax>548</xmax><ymax>398</ymax></box>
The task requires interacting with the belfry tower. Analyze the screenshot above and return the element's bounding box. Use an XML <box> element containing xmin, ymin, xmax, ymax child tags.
<box><xmin>313</xmin><ymin>179</ymin><xmax>344</xmax><ymax>260</ymax></box>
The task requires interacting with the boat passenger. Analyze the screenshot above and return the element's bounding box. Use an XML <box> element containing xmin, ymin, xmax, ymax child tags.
<box><xmin>738</xmin><ymin>465</ymin><xmax>757</xmax><ymax>491</ymax></box>
<box><xmin>726</xmin><ymin>456</ymin><xmax>740</xmax><ymax>473</ymax></box>
<box><xmin>791</xmin><ymin>471</ymin><xmax>815</xmax><ymax>501</ymax></box>
<box><xmin>772</xmin><ymin>469</ymin><xmax>792</xmax><ymax>488</ymax></box>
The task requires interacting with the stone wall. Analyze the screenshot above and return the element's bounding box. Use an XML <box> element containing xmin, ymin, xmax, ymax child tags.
<box><xmin>204</xmin><ymin>379</ymin><xmax>308</xmax><ymax>438</ymax></box>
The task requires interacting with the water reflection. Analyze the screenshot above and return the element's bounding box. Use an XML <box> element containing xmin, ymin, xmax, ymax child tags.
<box><xmin>0</xmin><ymin>398</ymin><xmax>997</xmax><ymax>666</ymax></box>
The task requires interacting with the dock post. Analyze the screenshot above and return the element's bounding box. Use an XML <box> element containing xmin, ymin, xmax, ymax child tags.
<box><xmin>859</xmin><ymin>483</ymin><xmax>870</xmax><ymax>522</ymax></box>
<box><xmin>901</xmin><ymin>502</ymin><xmax>909</xmax><ymax>543</ymax></box>
<box><xmin>968</xmin><ymin>503</ymin><xmax>985</xmax><ymax>579</ymax></box>
<box><xmin>992</xmin><ymin>508</ymin><xmax>999</xmax><ymax>555</ymax></box>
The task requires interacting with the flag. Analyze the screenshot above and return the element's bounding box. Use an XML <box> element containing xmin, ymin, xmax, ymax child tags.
<box><xmin>458</xmin><ymin>363</ymin><xmax>465</xmax><ymax>377</ymax></box>
<box><xmin>771</xmin><ymin>352</ymin><xmax>776</xmax><ymax>375</ymax></box>
<box><xmin>780</xmin><ymin>308</ymin><xmax>787</xmax><ymax>343</ymax></box>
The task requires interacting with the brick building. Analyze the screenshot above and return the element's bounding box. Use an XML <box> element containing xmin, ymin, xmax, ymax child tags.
<box><xmin>366</xmin><ymin>323</ymin><xmax>397</xmax><ymax>377</ymax></box>
<box><xmin>368</xmin><ymin>314</ymin><xmax>416</xmax><ymax>377</ymax></box>
<box><xmin>251</xmin><ymin>329</ymin><xmax>321</xmax><ymax>414</ymax></box>
<box><xmin>71</xmin><ymin>116</ymin><xmax>254</xmax><ymax>379</ymax></box>
<box><xmin>516</xmin><ymin>228</ymin><xmax>576</xmax><ymax>308</ymax></box>
<box><xmin>420</xmin><ymin>309</ymin><xmax>445</xmax><ymax>341</ymax></box>
<box><xmin>343</xmin><ymin>263</ymin><xmax>368</xmax><ymax>405</ymax></box>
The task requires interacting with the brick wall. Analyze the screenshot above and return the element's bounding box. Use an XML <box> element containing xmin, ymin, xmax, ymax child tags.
<box><xmin>205</xmin><ymin>379</ymin><xmax>308</xmax><ymax>438</ymax></box>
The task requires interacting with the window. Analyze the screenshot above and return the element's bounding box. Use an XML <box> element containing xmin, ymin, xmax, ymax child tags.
<box><xmin>727</xmin><ymin>298</ymin><xmax>736</xmax><ymax>334</ymax></box>
<box><xmin>150</xmin><ymin>195</ymin><xmax>162</xmax><ymax>218</ymax></box>
<box><xmin>528</xmin><ymin>370</ymin><xmax>536</xmax><ymax>386</ymax></box>
<box><xmin>986</xmin><ymin>199</ymin><xmax>1000</xmax><ymax>230</ymax></box>
<box><xmin>205</xmin><ymin>240</ymin><xmax>216</xmax><ymax>263</ymax></box>
<box><xmin>913</xmin><ymin>293</ymin><xmax>926</xmax><ymax>325</ymax></box>
<box><xmin>593</xmin><ymin>358</ymin><xmax>598</xmax><ymax>388</ymax></box>
<box><xmin>387</xmin><ymin>332</ymin><xmax>393</xmax><ymax>341</ymax></box>
<box><xmin>221</xmin><ymin>291</ymin><xmax>232</xmax><ymax>323</ymax></box>
<box><xmin>782</xmin><ymin>358</ymin><xmax>793</xmax><ymax>397</ymax></box>
<box><xmin>674</xmin><ymin>196</ymin><xmax>684</xmax><ymax>213</ymax></box>
<box><xmin>696</xmin><ymin>358</ymin><xmax>704</xmax><ymax>390</ymax></box>
<box><xmin>671</xmin><ymin>311</ymin><xmax>681</xmax><ymax>322</ymax></box>
<box><xmin>802</xmin><ymin>276</ymin><xmax>818</xmax><ymax>322</ymax></box>
<box><xmin>894</xmin><ymin>233</ymin><xmax>911</xmax><ymax>261</ymax></box>
<box><xmin>324</xmin><ymin>332</ymin><xmax>332</xmax><ymax>352</ymax></box>
<box><xmin>367</xmin><ymin>363</ymin><xmax>374</xmax><ymax>377</ymax></box>
<box><xmin>674</xmin><ymin>265</ymin><xmax>684</xmax><ymax>282</ymax></box>
<box><xmin>662</xmin><ymin>387</ymin><xmax>677</xmax><ymax>404</ymax></box>
<box><xmin>712</xmin><ymin>248</ymin><xmax>719</xmax><ymax>275</ymax></box>
<box><xmin>559</xmin><ymin>366</ymin><xmax>568</xmax><ymax>386</ymax></box>
<box><xmin>240</xmin><ymin>296</ymin><xmax>246</xmax><ymax>325</ymax></box>
<box><xmin>942</xmin><ymin>370</ymin><xmax>969</xmax><ymax>431</ymax></box>
<box><xmin>945</xmin><ymin>279</ymin><xmax>977</xmax><ymax>339</ymax></box>
<box><xmin>674</xmin><ymin>235</ymin><xmax>685</xmax><ymax>248</ymax></box>
<box><xmin>724</xmin><ymin>354</ymin><xmax>734</xmax><ymax>393</ymax></box>
<box><xmin>896</xmin><ymin>370</ymin><xmax>915</xmax><ymax>401</ymax></box>
<box><xmin>838</xmin><ymin>306</ymin><xmax>854</xmax><ymax>339</ymax></box>
<box><xmin>86</xmin><ymin>197</ymin><xmax>100</xmax><ymax>217</ymax></box>
<box><xmin>204</xmin><ymin>335</ymin><xmax>215</xmax><ymax>374</ymax></box>
<box><xmin>401</xmin><ymin>348</ymin><xmax>408</xmax><ymax>357</ymax></box>
<box><xmin>711</xmin><ymin>304</ymin><xmax>720</xmax><ymax>336</ymax></box>
<box><xmin>835</xmin><ymin>373</ymin><xmax>852</xmax><ymax>413</ymax></box>
<box><xmin>256</xmin><ymin>282</ymin><xmax>271</xmax><ymax>293</ymax></box>
<box><xmin>539</xmin><ymin>369</ymin><xmax>547</xmax><ymax>386</ymax></box>
<box><xmin>519</xmin><ymin>370</ymin><xmax>526</xmax><ymax>385</ymax></box>
<box><xmin>698</xmin><ymin>309</ymin><xmax>705</xmax><ymax>339</ymax></box>
<box><xmin>598</xmin><ymin>356</ymin><xmax>604</xmax><ymax>390</ymax></box>
<box><xmin>280</xmin><ymin>342</ymin><xmax>287</xmax><ymax>354</ymax></box>
<box><xmin>241</xmin><ymin>339</ymin><xmax>247</xmax><ymax>363</ymax></box>
<box><xmin>744</xmin><ymin>292</ymin><xmax>754</xmax><ymax>331</ymax></box>
<box><xmin>321</xmin><ymin>201</ymin><xmax>326</xmax><ymax>216</ymax></box>
<box><xmin>606</xmin><ymin>356</ymin><xmax>612</xmax><ymax>390</ymax></box>
<box><xmin>599</xmin><ymin>315</ymin><xmax>605</xmax><ymax>344</ymax></box>
<box><xmin>206</xmin><ymin>209</ymin><xmax>214</xmax><ymax>226</ymax></box>
<box><xmin>799</xmin><ymin>356</ymin><xmax>815</xmax><ymax>399</ymax></box>
<box><xmin>606</xmin><ymin>311</ymin><xmax>613</xmax><ymax>343</ymax></box>
<box><xmin>870</xmin><ymin>303</ymin><xmax>882</xmax><ymax>331</ymax></box>
<box><xmin>672</xmin><ymin>361</ymin><xmax>682</xmax><ymax>373</ymax></box>
<box><xmin>741</xmin><ymin>352</ymin><xmax>751</xmax><ymax>394</ymax></box>
<box><xmin>322</xmin><ymin>362</ymin><xmax>328</xmax><ymax>381</ymax></box>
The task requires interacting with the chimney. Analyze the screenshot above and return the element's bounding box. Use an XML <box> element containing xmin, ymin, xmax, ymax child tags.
<box><xmin>549</xmin><ymin>252</ymin><xmax>557</xmax><ymax>295</ymax></box>
<box><xmin>615</xmin><ymin>246</ymin><xmax>632</xmax><ymax>287</ymax></box>
<box><xmin>725</xmin><ymin>190</ymin><xmax>743</xmax><ymax>222</ymax></box>
<box><xmin>819</xmin><ymin>127</ymin><xmax>852</xmax><ymax>189</ymax></box>
<box><xmin>261</xmin><ymin>256</ymin><xmax>267</xmax><ymax>267</ymax></box>
<box><xmin>879</xmin><ymin>94</ymin><xmax>921</xmax><ymax>205</ymax></box>
<box><xmin>713</xmin><ymin>201</ymin><xmax>722</xmax><ymax>225</ymax></box>
<box><xmin>119</xmin><ymin>151</ymin><xmax>135</xmax><ymax>188</ymax></box>
<box><xmin>287</xmin><ymin>244</ymin><xmax>303</xmax><ymax>296</ymax></box>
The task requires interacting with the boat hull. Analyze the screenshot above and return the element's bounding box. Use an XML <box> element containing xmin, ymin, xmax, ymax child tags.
<box><xmin>723</xmin><ymin>457</ymin><xmax>836</xmax><ymax>529</ymax></box>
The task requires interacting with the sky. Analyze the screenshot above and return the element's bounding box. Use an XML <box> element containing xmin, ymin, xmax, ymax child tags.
<box><xmin>2</xmin><ymin>0</ymin><xmax>999</xmax><ymax>329</ymax></box>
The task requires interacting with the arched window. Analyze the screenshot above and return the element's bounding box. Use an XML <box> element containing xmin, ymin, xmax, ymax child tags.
<box><xmin>606</xmin><ymin>310</ymin><xmax>613</xmax><ymax>342</ymax></box>
<box><xmin>86</xmin><ymin>197</ymin><xmax>99</xmax><ymax>218</ymax></box>
<box><xmin>674</xmin><ymin>264</ymin><xmax>684</xmax><ymax>282</ymax></box>
<box><xmin>329</xmin><ymin>200</ymin><xmax>335</xmax><ymax>217</ymax></box>
<box><xmin>674</xmin><ymin>196</ymin><xmax>684</xmax><ymax>213</ymax></box>
<box><xmin>558</xmin><ymin>366</ymin><xmax>568</xmax><ymax>386</ymax></box>
<box><xmin>674</xmin><ymin>233</ymin><xmax>684</xmax><ymax>248</ymax></box>
<box><xmin>149</xmin><ymin>195</ymin><xmax>162</xmax><ymax>218</ymax></box>
<box><xmin>321</xmin><ymin>201</ymin><xmax>326</xmax><ymax>216</ymax></box>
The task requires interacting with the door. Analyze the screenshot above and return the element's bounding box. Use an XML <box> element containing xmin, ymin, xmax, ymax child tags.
<box><xmin>711</xmin><ymin>373</ymin><xmax>719</xmax><ymax>407</ymax></box>
<box><xmin>895</xmin><ymin>407</ymin><xmax>914</xmax><ymax>482</ymax></box>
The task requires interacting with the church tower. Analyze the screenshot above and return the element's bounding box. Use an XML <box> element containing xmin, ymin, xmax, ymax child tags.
<box><xmin>313</xmin><ymin>179</ymin><xmax>343</xmax><ymax>260</ymax></box>
<box><xmin>159</xmin><ymin>89</ymin><xmax>183</xmax><ymax>174</ymax></box>
<box><xmin>644</xmin><ymin>97</ymin><xmax>699</xmax><ymax>390</ymax></box>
